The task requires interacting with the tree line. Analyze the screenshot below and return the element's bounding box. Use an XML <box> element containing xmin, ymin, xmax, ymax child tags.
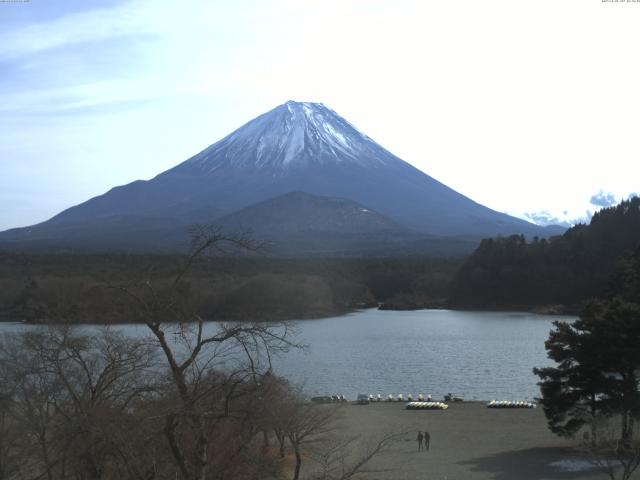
<box><xmin>451</xmin><ymin>197</ymin><xmax>640</xmax><ymax>312</ymax></box>
<box><xmin>0</xmin><ymin>250</ymin><xmax>459</xmax><ymax>324</ymax></box>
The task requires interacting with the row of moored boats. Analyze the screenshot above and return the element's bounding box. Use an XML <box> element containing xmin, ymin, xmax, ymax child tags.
<box><xmin>368</xmin><ymin>394</ymin><xmax>434</xmax><ymax>402</ymax></box>
<box><xmin>406</xmin><ymin>401</ymin><xmax>449</xmax><ymax>410</ymax></box>
<box><xmin>486</xmin><ymin>400</ymin><xmax>536</xmax><ymax>409</ymax></box>
<box><xmin>326</xmin><ymin>393</ymin><xmax>537</xmax><ymax>409</ymax></box>
<box><xmin>365</xmin><ymin>395</ymin><xmax>537</xmax><ymax>409</ymax></box>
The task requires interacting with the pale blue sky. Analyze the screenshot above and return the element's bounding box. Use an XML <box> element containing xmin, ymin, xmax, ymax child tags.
<box><xmin>1</xmin><ymin>0</ymin><xmax>639</xmax><ymax>231</ymax></box>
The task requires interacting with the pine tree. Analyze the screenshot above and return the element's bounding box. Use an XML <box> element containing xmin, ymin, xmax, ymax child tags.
<box><xmin>534</xmin><ymin>245</ymin><xmax>640</xmax><ymax>444</ymax></box>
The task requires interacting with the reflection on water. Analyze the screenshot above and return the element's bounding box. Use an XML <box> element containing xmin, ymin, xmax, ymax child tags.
<box><xmin>0</xmin><ymin>308</ymin><xmax>573</xmax><ymax>401</ymax></box>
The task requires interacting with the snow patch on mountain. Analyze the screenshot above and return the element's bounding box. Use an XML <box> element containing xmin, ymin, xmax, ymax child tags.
<box><xmin>282</xmin><ymin>105</ymin><xmax>306</xmax><ymax>165</ymax></box>
<box><xmin>173</xmin><ymin>101</ymin><xmax>398</xmax><ymax>174</ymax></box>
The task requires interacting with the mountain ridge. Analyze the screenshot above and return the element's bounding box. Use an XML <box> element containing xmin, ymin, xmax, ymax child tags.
<box><xmin>0</xmin><ymin>101</ymin><xmax>565</xmax><ymax>255</ymax></box>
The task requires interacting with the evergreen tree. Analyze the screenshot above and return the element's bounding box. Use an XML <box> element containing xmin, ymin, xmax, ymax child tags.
<box><xmin>534</xmin><ymin>245</ymin><xmax>640</xmax><ymax>444</ymax></box>
<box><xmin>452</xmin><ymin>196</ymin><xmax>640</xmax><ymax>310</ymax></box>
<box><xmin>533</xmin><ymin>314</ymin><xmax>612</xmax><ymax>443</ymax></box>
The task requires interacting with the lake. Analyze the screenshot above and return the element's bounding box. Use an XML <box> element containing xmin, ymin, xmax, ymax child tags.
<box><xmin>0</xmin><ymin>309</ymin><xmax>572</xmax><ymax>402</ymax></box>
<box><xmin>270</xmin><ymin>309</ymin><xmax>570</xmax><ymax>401</ymax></box>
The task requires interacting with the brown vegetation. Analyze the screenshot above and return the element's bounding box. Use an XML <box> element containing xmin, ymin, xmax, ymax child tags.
<box><xmin>0</xmin><ymin>251</ymin><xmax>459</xmax><ymax>324</ymax></box>
<box><xmin>0</xmin><ymin>229</ymin><xmax>404</xmax><ymax>480</ymax></box>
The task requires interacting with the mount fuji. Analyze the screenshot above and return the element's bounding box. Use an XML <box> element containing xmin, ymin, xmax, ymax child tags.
<box><xmin>0</xmin><ymin>101</ymin><xmax>563</xmax><ymax>255</ymax></box>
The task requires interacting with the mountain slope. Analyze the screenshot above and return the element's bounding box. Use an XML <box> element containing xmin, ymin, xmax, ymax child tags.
<box><xmin>0</xmin><ymin>101</ymin><xmax>563</xmax><ymax>254</ymax></box>
<box><xmin>212</xmin><ymin>191</ymin><xmax>477</xmax><ymax>257</ymax></box>
<box><xmin>215</xmin><ymin>191</ymin><xmax>404</xmax><ymax>235</ymax></box>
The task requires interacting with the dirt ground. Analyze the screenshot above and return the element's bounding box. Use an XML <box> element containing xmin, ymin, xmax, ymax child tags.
<box><xmin>303</xmin><ymin>402</ymin><xmax>628</xmax><ymax>480</ymax></box>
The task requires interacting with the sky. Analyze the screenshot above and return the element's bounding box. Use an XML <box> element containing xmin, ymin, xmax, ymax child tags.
<box><xmin>1</xmin><ymin>0</ymin><xmax>639</xmax><ymax>231</ymax></box>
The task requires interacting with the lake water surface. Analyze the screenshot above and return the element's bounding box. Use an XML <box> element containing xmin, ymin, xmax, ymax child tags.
<box><xmin>270</xmin><ymin>309</ymin><xmax>571</xmax><ymax>401</ymax></box>
<box><xmin>0</xmin><ymin>309</ymin><xmax>573</xmax><ymax>402</ymax></box>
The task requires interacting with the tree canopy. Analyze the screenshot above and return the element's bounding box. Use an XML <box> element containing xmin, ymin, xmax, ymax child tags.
<box><xmin>452</xmin><ymin>197</ymin><xmax>640</xmax><ymax>311</ymax></box>
<box><xmin>534</xmin><ymin>245</ymin><xmax>640</xmax><ymax>444</ymax></box>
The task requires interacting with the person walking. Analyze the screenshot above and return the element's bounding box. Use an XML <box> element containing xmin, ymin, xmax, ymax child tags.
<box><xmin>417</xmin><ymin>431</ymin><xmax>424</xmax><ymax>451</ymax></box>
<box><xmin>424</xmin><ymin>430</ymin><xmax>430</xmax><ymax>451</ymax></box>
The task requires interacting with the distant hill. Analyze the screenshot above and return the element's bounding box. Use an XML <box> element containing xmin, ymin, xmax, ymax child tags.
<box><xmin>450</xmin><ymin>197</ymin><xmax>640</xmax><ymax>311</ymax></box>
<box><xmin>0</xmin><ymin>100</ymin><xmax>564</xmax><ymax>255</ymax></box>
<box><xmin>216</xmin><ymin>191</ymin><xmax>404</xmax><ymax>235</ymax></box>
<box><xmin>211</xmin><ymin>191</ymin><xmax>477</xmax><ymax>257</ymax></box>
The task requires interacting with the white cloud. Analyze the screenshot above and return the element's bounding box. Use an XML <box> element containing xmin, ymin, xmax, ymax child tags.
<box><xmin>523</xmin><ymin>211</ymin><xmax>570</xmax><ymax>228</ymax></box>
<box><xmin>590</xmin><ymin>190</ymin><xmax>618</xmax><ymax>208</ymax></box>
<box><xmin>0</xmin><ymin>2</ymin><xmax>156</xmax><ymax>60</ymax></box>
<box><xmin>522</xmin><ymin>210</ymin><xmax>593</xmax><ymax>228</ymax></box>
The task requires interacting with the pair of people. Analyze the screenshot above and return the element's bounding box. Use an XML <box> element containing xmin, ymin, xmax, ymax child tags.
<box><xmin>417</xmin><ymin>430</ymin><xmax>430</xmax><ymax>451</ymax></box>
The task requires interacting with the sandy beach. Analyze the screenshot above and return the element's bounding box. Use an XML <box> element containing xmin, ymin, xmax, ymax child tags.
<box><xmin>306</xmin><ymin>402</ymin><xmax>620</xmax><ymax>480</ymax></box>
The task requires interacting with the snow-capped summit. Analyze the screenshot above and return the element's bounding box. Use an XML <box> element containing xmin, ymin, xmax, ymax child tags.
<box><xmin>0</xmin><ymin>101</ymin><xmax>565</xmax><ymax>254</ymax></box>
<box><xmin>173</xmin><ymin>101</ymin><xmax>393</xmax><ymax>174</ymax></box>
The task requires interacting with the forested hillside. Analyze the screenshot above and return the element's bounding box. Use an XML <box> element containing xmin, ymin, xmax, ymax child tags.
<box><xmin>451</xmin><ymin>197</ymin><xmax>640</xmax><ymax>311</ymax></box>
<box><xmin>0</xmin><ymin>254</ymin><xmax>458</xmax><ymax>323</ymax></box>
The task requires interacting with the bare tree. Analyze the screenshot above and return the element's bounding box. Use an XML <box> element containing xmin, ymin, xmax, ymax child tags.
<box><xmin>581</xmin><ymin>417</ymin><xmax>640</xmax><ymax>480</ymax></box>
<box><xmin>285</xmin><ymin>401</ymin><xmax>340</xmax><ymax>480</ymax></box>
<box><xmin>1</xmin><ymin>329</ymin><xmax>68</xmax><ymax>480</ymax></box>
<box><xmin>276</xmin><ymin>388</ymin><xmax>405</xmax><ymax>480</ymax></box>
<box><xmin>308</xmin><ymin>431</ymin><xmax>407</xmax><ymax>480</ymax></box>
<box><xmin>113</xmin><ymin>226</ymin><xmax>298</xmax><ymax>480</ymax></box>
<box><xmin>0</xmin><ymin>327</ymin><xmax>159</xmax><ymax>480</ymax></box>
<box><xmin>260</xmin><ymin>374</ymin><xmax>294</xmax><ymax>459</ymax></box>
<box><xmin>0</xmin><ymin>384</ymin><xmax>20</xmax><ymax>480</ymax></box>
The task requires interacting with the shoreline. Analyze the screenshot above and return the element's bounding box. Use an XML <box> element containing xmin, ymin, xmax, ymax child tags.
<box><xmin>1</xmin><ymin>305</ymin><xmax>578</xmax><ymax>325</ymax></box>
<box><xmin>379</xmin><ymin>303</ymin><xmax>580</xmax><ymax>316</ymax></box>
<box><xmin>316</xmin><ymin>401</ymin><xmax>606</xmax><ymax>480</ymax></box>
